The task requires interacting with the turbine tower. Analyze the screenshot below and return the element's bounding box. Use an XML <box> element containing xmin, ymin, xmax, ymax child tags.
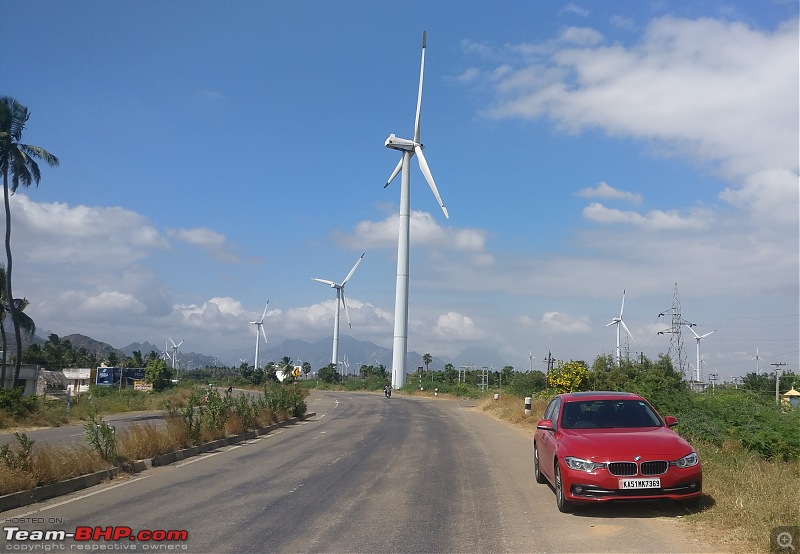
<box><xmin>313</xmin><ymin>253</ymin><xmax>365</xmax><ymax>367</ymax></box>
<box><xmin>606</xmin><ymin>290</ymin><xmax>634</xmax><ymax>366</ymax></box>
<box><xmin>384</xmin><ymin>31</ymin><xmax>449</xmax><ymax>390</ymax></box>
<box><xmin>686</xmin><ymin>325</ymin><xmax>716</xmax><ymax>382</ymax></box>
<box><xmin>250</xmin><ymin>301</ymin><xmax>269</xmax><ymax>370</ymax></box>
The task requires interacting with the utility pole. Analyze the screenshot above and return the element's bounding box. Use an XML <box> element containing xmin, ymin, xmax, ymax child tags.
<box><xmin>543</xmin><ymin>351</ymin><xmax>555</xmax><ymax>388</ymax></box>
<box><xmin>772</xmin><ymin>362</ymin><xmax>787</xmax><ymax>403</ymax></box>
<box><xmin>657</xmin><ymin>283</ymin><xmax>693</xmax><ymax>378</ymax></box>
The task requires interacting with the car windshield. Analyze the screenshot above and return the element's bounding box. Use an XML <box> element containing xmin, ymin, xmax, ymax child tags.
<box><xmin>560</xmin><ymin>399</ymin><xmax>663</xmax><ymax>429</ymax></box>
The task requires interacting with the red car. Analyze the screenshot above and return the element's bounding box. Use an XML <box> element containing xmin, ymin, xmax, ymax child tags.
<box><xmin>533</xmin><ymin>391</ymin><xmax>702</xmax><ymax>513</ymax></box>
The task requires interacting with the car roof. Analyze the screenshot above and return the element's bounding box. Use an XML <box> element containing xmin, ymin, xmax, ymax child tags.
<box><xmin>558</xmin><ymin>391</ymin><xmax>644</xmax><ymax>401</ymax></box>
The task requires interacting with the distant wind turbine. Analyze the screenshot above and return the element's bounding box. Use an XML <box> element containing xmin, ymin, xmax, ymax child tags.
<box><xmin>751</xmin><ymin>348</ymin><xmax>762</xmax><ymax>375</ymax></box>
<box><xmin>168</xmin><ymin>338</ymin><xmax>183</xmax><ymax>373</ymax></box>
<box><xmin>384</xmin><ymin>31</ymin><xmax>449</xmax><ymax>390</ymax></box>
<box><xmin>250</xmin><ymin>301</ymin><xmax>269</xmax><ymax>370</ymax></box>
<box><xmin>606</xmin><ymin>290</ymin><xmax>634</xmax><ymax>366</ymax></box>
<box><xmin>686</xmin><ymin>325</ymin><xmax>716</xmax><ymax>382</ymax></box>
<box><xmin>313</xmin><ymin>253</ymin><xmax>365</xmax><ymax>367</ymax></box>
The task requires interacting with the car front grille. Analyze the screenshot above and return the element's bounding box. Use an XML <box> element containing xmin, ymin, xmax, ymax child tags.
<box><xmin>641</xmin><ymin>461</ymin><xmax>669</xmax><ymax>475</ymax></box>
<box><xmin>607</xmin><ymin>462</ymin><xmax>637</xmax><ymax>476</ymax></box>
<box><xmin>606</xmin><ymin>460</ymin><xmax>669</xmax><ymax>476</ymax></box>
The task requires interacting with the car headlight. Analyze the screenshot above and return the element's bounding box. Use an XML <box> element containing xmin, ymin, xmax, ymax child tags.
<box><xmin>673</xmin><ymin>452</ymin><xmax>699</xmax><ymax>468</ymax></box>
<box><xmin>564</xmin><ymin>456</ymin><xmax>605</xmax><ymax>472</ymax></box>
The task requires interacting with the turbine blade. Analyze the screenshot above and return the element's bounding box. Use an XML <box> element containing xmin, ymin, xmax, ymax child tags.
<box><xmin>385</xmin><ymin>158</ymin><xmax>403</xmax><ymax>188</ymax></box>
<box><xmin>342</xmin><ymin>292</ymin><xmax>352</xmax><ymax>329</ymax></box>
<box><xmin>342</xmin><ymin>253</ymin><xmax>365</xmax><ymax>285</ymax></box>
<box><xmin>606</xmin><ymin>321</ymin><xmax>616</xmax><ymax>328</ymax></box>
<box><xmin>620</xmin><ymin>290</ymin><xmax>626</xmax><ymax>318</ymax></box>
<box><xmin>413</xmin><ymin>31</ymin><xmax>426</xmax><ymax>144</ymax></box>
<box><xmin>261</xmin><ymin>325</ymin><xmax>268</xmax><ymax>345</ymax></box>
<box><xmin>313</xmin><ymin>278</ymin><xmax>336</xmax><ymax>287</ymax></box>
<box><xmin>685</xmin><ymin>324</ymin><xmax>700</xmax><ymax>338</ymax></box>
<box><xmin>259</xmin><ymin>301</ymin><xmax>269</xmax><ymax>323</ymax></box>
<box><xmin>415</xmin><ymin>145</ymin><xmax>448</xmax><ymax>219</ymax></box>
<box><xmin>621</xmin><ymin>320</ymin><xmax>635</xmax><ymax>342</ymax></box>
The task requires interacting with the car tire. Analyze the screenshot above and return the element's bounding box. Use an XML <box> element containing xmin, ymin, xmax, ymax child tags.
<box><xmin>554</xmin><ymin>462</ymin><xmax>574</xmax><ymax>513</ymax></box>
<box><xmin>533</xmin><ymin>443</ymin><xmax>547</xmax><ymax>484</ymax></box>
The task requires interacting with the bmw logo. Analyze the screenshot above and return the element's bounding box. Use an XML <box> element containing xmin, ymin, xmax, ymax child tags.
<box><xmin>634</xmin><ymin>455</ymin><xmax>641</xmax><ymax>461</ymax></box>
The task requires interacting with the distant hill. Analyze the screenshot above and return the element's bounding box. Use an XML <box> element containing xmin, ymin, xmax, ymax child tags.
<box><xmin>14</xmin><ymin>330</ymin><xmax>511</xmax><ymax>372</ymax></box>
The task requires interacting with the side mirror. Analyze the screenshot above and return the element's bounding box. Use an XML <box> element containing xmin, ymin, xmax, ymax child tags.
<box><xmin>664</xmin><ymin>415</ymin><xmax>678</xmax><ymax>427</ymax></box>
<box><xmin>536</xmin><ymin>419</ymin><xmax>556</xmax><ymax>431</ymax></box>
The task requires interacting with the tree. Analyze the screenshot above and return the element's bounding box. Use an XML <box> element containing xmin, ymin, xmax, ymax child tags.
<box><xmin>144</xmin><ymin>358</ymin><xmax>174</xmax><ymax>392</ymax></box>
<box><xmin>0</xmin><ymin>265</ymin><xmax>35</xmax><ymax>386</ymax></box>
<box><xmin>423</xmin><ymin>353</ymin><xmax>432</xmax><ymax>372</ymax></box>
<box><xmin>318</xmin><ymin>363</ymin><xmax>339</xmax><ymax>384</ymax></box>
<box><xmin>0</xmin><ymin>97</ymin><xmax>58</xmax><ymax>387</ymax></box>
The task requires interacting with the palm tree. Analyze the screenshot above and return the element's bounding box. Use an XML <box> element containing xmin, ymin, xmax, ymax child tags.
<box><xmin>0</xmin><ymin>97</ymin><xmax>58</xmax><ymax>387</ymax></box>
<box><xmin>423</xmin><ymin>353</ymin><xmax>432</xmax><ymax>373</ymax></box>
<box><xmin>0</xmin><ymin>265</ymin><xmax>35</xmax><ymax>387</ymax></box>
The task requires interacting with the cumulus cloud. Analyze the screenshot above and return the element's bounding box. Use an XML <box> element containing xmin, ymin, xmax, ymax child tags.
<box><xmin>539</xmin><ymin>311</ymin><xmax>592</xmax><ymax>333</ymax></box>
<box><xmin>14</xmin><ymin>195</ymin><xmax>166</xmax><ymax>266</ymax></box>
<box><xmin>433</xmin><ymin>312</ymin><xmax>483</xmax><ymax>341</ymax></box>
<box><xmin>474</xmin><ymin>17</ymin><xmax>798</xmax><ymax>181</ymax></box>
<box><xmin>575</xmin><ymin>181</ymin><xmax>642</xmax><ymax>203</ymax></box>
<box><xmin>336</xmin><ymin>211</ymin><xmax>491</xmax><ymax>261</ymax></box>
<box><xmin>582</xmin><ymin>202</ymin><xmax>714</xmax><ymax>230</ymax></box>
<box><xmin>166</xmin><ymin>227</ymin><xmax>239</xmax><ymax>263</ymax></box>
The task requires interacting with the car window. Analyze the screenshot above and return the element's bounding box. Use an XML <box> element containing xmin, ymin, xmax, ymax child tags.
<box><xmin>550</xmin><ymin>398</ymin><xmax>561</xmax><ymax>428</ymax></box>
<box><xmin>543</xmin><ymin>399</ymin><xmax>557</xmax><ymax>421</ymax></box>
<box><xmin>560</xmin><ymin>399</ymin><xmax>663</xmax><ymax>429</ymax></box>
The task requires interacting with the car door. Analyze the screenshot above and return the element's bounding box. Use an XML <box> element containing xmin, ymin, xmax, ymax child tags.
<box><xmin>537</xmin><ymin>397</ymin><xmax>561</xmax><ymax>480</ymax></box>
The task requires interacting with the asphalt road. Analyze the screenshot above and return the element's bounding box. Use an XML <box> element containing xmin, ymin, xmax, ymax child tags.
<box><xmin>0</xmin><ymin>391</ymin><xmax>723</xmax><ymax>553</ymax></box>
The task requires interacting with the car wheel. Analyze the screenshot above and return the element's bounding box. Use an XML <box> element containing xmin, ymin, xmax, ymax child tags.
<box><xmin>554</xmin><ymin>462</ymin><xmax>574</xmax><ymax>513</ymax></box>
<box><xmin>533</xmin><ymin>443</ymin><xmax>547</xmax><ymax>484</ymax></box>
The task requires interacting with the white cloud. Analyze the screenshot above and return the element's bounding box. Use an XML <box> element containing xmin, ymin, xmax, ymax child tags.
<box><xmin>582</xmin><ymin>202</ymin><xmax>714</xmax><ymax>230</ymax></box>
<box><xmin>575</xmin><ymin>181</ymin><xmax>642</xmax><ymax>203</ymax></box>
<box><xmin>540</xmin><ymin>311</ymin><xmax>592</xmax><ymax>333</ymax></box>
<box><xmin>166</xmin><ymin>227</ymin><xmax>239</xmax><ymax>263</ymax></box>
<box><xmin>480</xmin><ymin>17</ymin><xmax>798</xmax><ymax>183</ymax></box>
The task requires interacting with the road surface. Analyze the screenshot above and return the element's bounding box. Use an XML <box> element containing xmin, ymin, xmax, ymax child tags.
<box><xmin>0</xmin><ymin>391</ymin><xmax>723</xmax><ymax>553</ymax></box>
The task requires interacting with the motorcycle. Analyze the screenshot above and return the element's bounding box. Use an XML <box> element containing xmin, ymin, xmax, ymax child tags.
<box><xmin>384</xmin><ymin>386</ymin><xmax>392</xmax><ymax>398</ymax></box>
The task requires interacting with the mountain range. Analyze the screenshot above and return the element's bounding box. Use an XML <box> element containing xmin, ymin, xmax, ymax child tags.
<box><xmin>18</xmin><ymin>330</ymin><xmax>510</xmax><ymax>372</ymax></box>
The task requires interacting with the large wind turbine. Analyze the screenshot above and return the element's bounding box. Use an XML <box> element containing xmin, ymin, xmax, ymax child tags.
<box><xmin>606</xmin><ymin>290</ymin><xmax>634</xmax><ymax>366</ymax></box>
<box><xmin>686</xmin><ymin>325</ymin><xmax>716</xmax><ymax>382</ymax></box>
<box><xmin>384</xmin><ymin>31</ymin><xmax>449</xmax><ymax>390</ymax></box>
<box><xmin>251</xmin><ymin>301</ymin><xmax>269</xmax><ymax>370</ymax></box>
<box><xmin>313</xmin><ymin>253</ymin><xmax>365</xmax><ymax>367</ymax></box>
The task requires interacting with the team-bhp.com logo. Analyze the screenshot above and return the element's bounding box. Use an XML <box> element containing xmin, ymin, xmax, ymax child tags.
<box><xmin>4</xmin><ymin>526</ymin><xmax>189</xmax><ymax>549</ymax></box>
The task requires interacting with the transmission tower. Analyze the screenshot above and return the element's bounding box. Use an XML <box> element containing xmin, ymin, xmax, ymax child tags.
<box><xmin>657</xmin><ymin>283</ymin><xmax>694</xmax><ymax>377</ymax></box>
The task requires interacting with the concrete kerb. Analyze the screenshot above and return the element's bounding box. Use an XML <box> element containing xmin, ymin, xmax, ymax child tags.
<box><xmin>0</xmin><ymin>412</ymin><xmax>316</xmax><ymax>513</ymax></box>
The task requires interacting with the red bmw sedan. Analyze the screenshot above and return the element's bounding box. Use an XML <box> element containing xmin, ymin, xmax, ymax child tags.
<box><xmin>533</xmin><ymin>391</ymin><xmax>702</xmax><ymax>513</ymax></box>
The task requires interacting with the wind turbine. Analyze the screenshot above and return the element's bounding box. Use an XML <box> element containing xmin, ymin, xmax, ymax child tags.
<box><xmin>168</xmin><ymin>338</ymin><xmax>183</xmax><ymax>376</ymax></box>
<box><xmin>384</xmin><ymin>31</ymin><xmax>449</xmax><ymax>390</ymax></box>
<box><xmin>313</xmin><ymin>253</ymin><xmax>365</xmax><ymax>367</ymax></box>
<box><xmin>606</xmin><ymin>290</ymin><xmax>634</xmax><ymax>366</ymax></box>
<box><xmin>752</xmin><ymin>348</ymin><xmax>762</xmax><ymax>375</ymax></box>
<box><xmin>686</xmin><ymin>325</ymin><xmax>716</xmax><ymax>382</ymax></box>
<box><xmin>250</xmin><ymin>301</ymin><xmax>269</xmax><ymax>370</ymax></box>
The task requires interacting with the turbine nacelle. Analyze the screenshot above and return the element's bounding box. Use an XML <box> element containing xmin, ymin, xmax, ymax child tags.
<box><xmin>385</xmin><ymin>134</ymin><xmax>419</xmax><ymax>152</ymax></box>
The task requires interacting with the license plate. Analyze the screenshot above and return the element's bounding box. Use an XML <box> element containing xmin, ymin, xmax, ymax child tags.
<box><xmin>619</xmin><ymin>478</ymin><xmax>661</xmax><ymax>489</ymax></box>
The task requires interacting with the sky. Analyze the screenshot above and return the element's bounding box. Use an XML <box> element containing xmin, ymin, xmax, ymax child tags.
<box><xmin>2</xmin><ymin>0</ymin><xmax>798</xmax><ymax>380</ymax></box>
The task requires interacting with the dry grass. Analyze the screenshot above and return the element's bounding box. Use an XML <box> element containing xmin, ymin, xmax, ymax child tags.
<box><xmin>0</xmin><ymin>444</ymin><xmax>110</xmax><ymax>495</ymax></box>
<box><xmin>116</xmin><ymin>422</ymin><xmax>182</xmax><ymax>461</ymax></box>
<box><xmin>475</xmin><ymin>393</ymin><xmax>799</xmax><ymax>554</ymax></box>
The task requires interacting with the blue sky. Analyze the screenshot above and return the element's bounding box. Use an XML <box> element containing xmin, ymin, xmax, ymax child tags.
<box><xmin>3</xmin><ymin>0</ymin><xmax>798</xmax><ymax>379</ymax></box>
